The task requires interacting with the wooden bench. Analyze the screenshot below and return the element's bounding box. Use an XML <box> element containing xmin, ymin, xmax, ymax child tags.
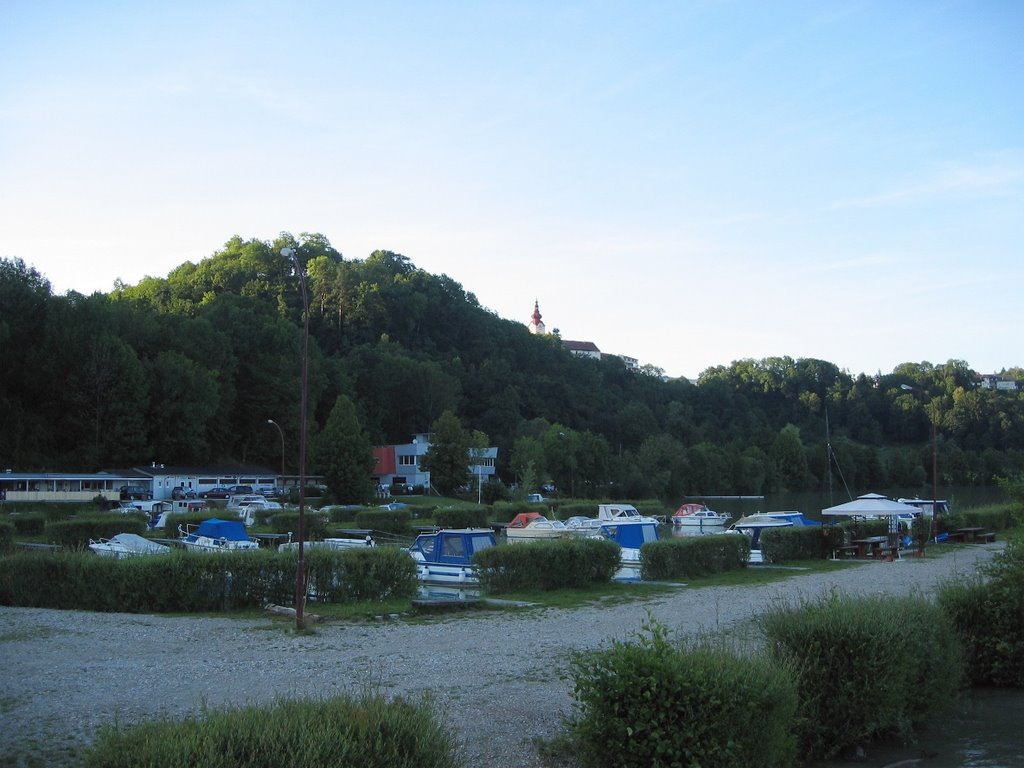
<box><xmin>978</xmin><ymin>531</ymin><xmax>997</xmax><ymax>543</ymax></box>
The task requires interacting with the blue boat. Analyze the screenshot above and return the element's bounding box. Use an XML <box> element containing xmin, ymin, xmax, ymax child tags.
<box><xmin>407</xmin><ymin>528</ymin><xmax>497</xmax><ymax>584</ymax></box>
<box><xmin>596</xmin><ymin>520</ymin><xmax>660</xmax><ymax>580</ymax></box>
<box><xmin>179</xmin><ymin>518</ymin><xmax>259</xmax><ymax>553</ymax></box>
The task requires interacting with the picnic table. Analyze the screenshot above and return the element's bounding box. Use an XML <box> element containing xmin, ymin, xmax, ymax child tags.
<box><xmin>851</xmin><ymin>535</ymin><xmax>889</xmax><ymax>558</ymax></box>
<box><xmin>956</xmin><ymin>527</ymin><xmax>985</xmax><ymax>543</ymax></box>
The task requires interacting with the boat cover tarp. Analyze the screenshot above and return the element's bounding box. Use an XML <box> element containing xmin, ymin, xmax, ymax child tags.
<box><xmin>603</xmin><ymin>521</ymin><xmax>659</xmax><ymax>549</ymax></box>
<box><xmin>195</xmin><ymin>518</ymin><xmax>251</xmax><ymax>541</ymax></box>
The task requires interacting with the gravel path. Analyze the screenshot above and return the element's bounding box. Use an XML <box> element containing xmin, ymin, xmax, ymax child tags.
<box><xmin>0</xmin><ymin>544</ymin><xmax>1001</xmax><ymax>767</ymax></box>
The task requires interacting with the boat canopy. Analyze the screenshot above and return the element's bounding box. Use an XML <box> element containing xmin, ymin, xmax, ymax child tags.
<box><xmin>195</xmin><ymin>518</ymin><xmax>251</xmax><ymax>541</ymax></box>
<box><xmin>601</xmin><ymin>521</ymin><xmax>659</xmax><ymax>549</ymax></box>
<box><xmin>508</xmin><ymin>512</ymin><xmax>545</xmax><ymax>529</ymax></box>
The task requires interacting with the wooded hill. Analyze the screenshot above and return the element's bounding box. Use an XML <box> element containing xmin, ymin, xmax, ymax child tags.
<box><xmin>2</xmin><ymin>233</ymin><xmax>1022</xmax><ymax>501</ymax></box>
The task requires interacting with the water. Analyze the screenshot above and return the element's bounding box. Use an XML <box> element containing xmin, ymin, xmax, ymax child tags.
<box><xmin>811</xmin><ymin>688</ymin><xmax>1024</xmax><ymax>767</ymax></box>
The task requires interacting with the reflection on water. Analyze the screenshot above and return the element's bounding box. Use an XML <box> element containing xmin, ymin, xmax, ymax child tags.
<box><xmin>812</xmin><ymin>688</ymin><xmax>1024</xmax><ymax>768</ymax></box>
<box><xmin>416</xmin><ymin>584</ymin><xmax>480</xmax><ymax>601</ymax></box>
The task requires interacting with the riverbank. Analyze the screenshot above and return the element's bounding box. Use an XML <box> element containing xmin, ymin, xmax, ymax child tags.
<box><xmin>0</xmin><ymin>543</ymin><xmax>1003</xmax><ymax>768</ymax></box>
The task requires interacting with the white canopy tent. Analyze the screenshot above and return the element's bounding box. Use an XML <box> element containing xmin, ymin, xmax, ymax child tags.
<box><xmin>822</xmin><ymin>493</ymin><xmax>922</xmax><ymax>549</ymax></box>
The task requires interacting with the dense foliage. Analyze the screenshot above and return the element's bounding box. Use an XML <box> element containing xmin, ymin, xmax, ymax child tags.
<box><xmin>938</xmin><ymin>535</ymin><xmax>1024</xmax><ymax>687</ymax></box>
<box><xmin>758</xmin><ymin>592</ymin><xmax>962</xmax><ymax>761</ymax></box>
<box><xmin>3</xmin><ymin>236</ymin><xmax>1023</xmax><ymax>502</ymax></box>
<box><xmin>83</xmin><ymin>692</ymin><xmax>459</xmax><ymax>768</ymax></box>
<box><xmin>566</xmin><ymin>618</ymin><xmax>798</xmax><ymax>768</ymax></box>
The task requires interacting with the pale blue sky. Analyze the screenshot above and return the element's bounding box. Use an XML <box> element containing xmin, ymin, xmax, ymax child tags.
<box><xmin>2</xmin><ymin>1</ymin><xmax>1021</xmax><ymax>379</ymax></box>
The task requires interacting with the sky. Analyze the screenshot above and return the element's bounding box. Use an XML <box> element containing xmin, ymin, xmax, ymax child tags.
<box><xmin>2</xmin><ymin>1</ymin><xmax>1021</xmax><ymax>380</ymax></box>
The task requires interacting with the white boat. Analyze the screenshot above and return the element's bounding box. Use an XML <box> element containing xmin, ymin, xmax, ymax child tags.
<box><xmin>179</xmin><ymin>518</ymin><xmax>260</xmax><ymax>553</ymax></box>
<box><xmin>227</xmin><ymin>494</ymin><xmax>282</xmax><ymax>526</ymax></box>
<box><xmin>278</xmin><ymin>535</ymin><xmax>375</xmax><ymax>553</ymax></box>
<box><xmin>565</xmin><ymin>503</ymin><xmax>661</xmax><ymax>534</ymax></box>
<box><xmin>671</xmin><ymin>502</ymin><xmax>730</xmax><ymax>528</ymax></box>
<box><xmin>405</xmin><ymin>528</ymin><xmax>497</xmax><ymax>585</ymax></box>
<box><xmin>88</xmin><ymin>533</ymin><xmax>171</xmax><ymax>559</ymax></box>
<box><xmin>505</xmin><ymin>512</ymin><xmax>572</xmax><ymax>542</ymax></box>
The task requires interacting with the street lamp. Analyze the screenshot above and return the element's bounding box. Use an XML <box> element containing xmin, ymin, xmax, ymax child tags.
<box><xmin>901</xmin><ymin>384</ymin><xmax>939</xmax><ymax>541</ymax></box>
<box><xmin>282</xmin><ymin>247</ymin><xmax>310</xmax><ymax>629</ymax></box>
<box><xmin>266</xmin><ymin>419</ymin><xmax>285</xmax><ymax>477</ymax></box>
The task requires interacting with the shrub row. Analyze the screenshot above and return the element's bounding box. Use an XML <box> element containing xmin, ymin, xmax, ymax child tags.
<box><xmin>938</xmin><ymin>534</ymin><xmax>1024</xmax><ymax>687</ymax></box>
<box><xmin>474</xmin><ymin>537</ymin><xmax>621</xmax><ymax>592</ymax></box>
<box><xmin>46</xmin><ymin>513</ymin><xmax>149</xmax><ymax>547</ymax></box>
<box><xmin>355</xmin><ymin>508</ymin><xmax>412</xmax><ymax>535</ymax></box>
<box><xmin>760</xmin><ymin>525</ymin><xmax>826</xmax><ymax>562</ymax></box>
<box><xmin>270</xmin><ymin>510</ymin><xmax>329</xmax><ymax>539</ymax></box>
<box><xmin>640</xmin><ymin>534</ymin><xmax>748</xmax><ymax>579</ymax></box>
<box><xmin>567</xmin><ymin>592</ymin><xmax>963</xmax><ymax>767</ymax></box>
<box><xmin>83</xmin><ymin>692</ymin><xmax>458</xmax><ymax>768</ymax></box>
<box><xmin>0</xmin><ymin>547</ymin><xmax>416</xmax><ymax>613</ymax></box>
<box><xmin>567</xmin><ymin>618</ymin><xmax>798</xmax><ymax>768</ymax></box>
<box><xmin>758</xmin><ymin>593</ymin><xmax>961</xmax><ymax>761</ymax></box>
<box><xmin>432</xmin><ymin>506</ymin><xmax>490</xmax><ymax>529</ymax></box>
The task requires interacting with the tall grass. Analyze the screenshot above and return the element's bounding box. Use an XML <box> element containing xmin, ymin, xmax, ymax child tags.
<box><xmin>83</xmin><ymin>692</ymin><xmax>460</xmax><ymax>768</ymax></box>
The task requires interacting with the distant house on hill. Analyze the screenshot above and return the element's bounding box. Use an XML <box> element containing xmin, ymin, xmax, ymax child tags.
<box><xmin>563</xmin><ymin>339</ymin><xmax>602</xmax><ymax>360</ymax></box>
<box><xmin>978</xmin><ymin>373</ymin><xmax>1021</xmax><ymax>391</ymax></box>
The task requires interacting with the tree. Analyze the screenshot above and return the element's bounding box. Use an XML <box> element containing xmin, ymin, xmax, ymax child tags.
<box><xmin>314</xmin><ymin>395</ymin><xmax>374</xmax><ymax>504</ymax></box>
<box><xmin>421</xmin><ymin>410</ymin><xmax>470</xmax><ymax>495</ymax></box>
<box><xmin>770</xmin><ymin>424</ymin><xmax>808</xmax><ymax>492</ymax></box>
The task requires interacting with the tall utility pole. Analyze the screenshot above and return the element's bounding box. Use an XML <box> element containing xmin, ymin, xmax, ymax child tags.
<box><xmin>281</xmin><ymin>247</ymin><xmax>309</xmax><ymax>630</ymax></box>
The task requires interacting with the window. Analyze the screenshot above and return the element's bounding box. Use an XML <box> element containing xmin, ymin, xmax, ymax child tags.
<box><xmin>399</xmin><ymin>455</ymin><xmax>417</xmax><ymax>467</ymax></box>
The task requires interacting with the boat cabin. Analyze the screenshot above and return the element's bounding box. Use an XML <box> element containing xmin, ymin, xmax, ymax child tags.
<box><xmin>412</xmin><ymin>528</ymin><xmax>496</xmax><ymax>565</ymax></box>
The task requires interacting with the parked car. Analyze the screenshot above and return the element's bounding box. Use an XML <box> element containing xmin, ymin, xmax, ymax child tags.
<box><xmin>171</xmin><ymin>487</ymin><xmax>197</xmax><ymax>500</ymax></box>
<box><xmin>199</xmin><ymin>487</ymin><xmax>232</xmax><ymax>500</ymax></box>
<box><xmin>119</xmin><ymin>485</ymin><xmax>152</xmax><ymax>501</ymax></box>
<box><xmin>228</xmin><ymin>485</ymin><xmax>254</xmax><ymax>495</ymax></box>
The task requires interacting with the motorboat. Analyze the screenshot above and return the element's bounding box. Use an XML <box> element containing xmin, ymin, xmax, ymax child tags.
<box><xmin>179</xmin><ymin>518</ymin><xmax>260</xmax><ymax>553</ymax></box>
<box><xmin>583</xmin><ymin>519</ymin><xmax>660</xmax><ymax>580</ymax></box>
<box><xmin>278</xmin><ymin>535</ymin><xmax>375</xmax><ymax>553</ymax></box>
<box><xmin>725</xmin><ymin>514</ymin><xmax>793</xmax><ymax>564</ymax></box>
<box><xmin>227</xmin><ymin>494</ymin><xmax>282</xmax><ymax>526</ymax></box>
<box><xmin>671</xmin><ymin>502</ymin><xmax>730</xmax><ymax>528</ymax></box>
<box><xmin>760</xmin><ymin>511</ymin><xmax>820</xmax><ymax>527</ymax></box>
<box><xmin>505</xmin><ymin>512</ymin><xmax>572</xmax><ymax>542</ymax></box>
<box><xmin>405</xmin><ymin>528</ymin><xmax>496</xmax><ymax>585</ymax></box>
<box><xmin>88</xmin><ymin>533</ymin><xmax>171</xmax><ymax>559</ymax></box>
<box><xmin>565</xmin><ymin>503</ymin><xmax>661</xmax><ymax>534</ymax></box>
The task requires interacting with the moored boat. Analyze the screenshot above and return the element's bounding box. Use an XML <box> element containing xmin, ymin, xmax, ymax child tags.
<box><xmin>406</xmin><ymin>528</ymin><xmax>497</xmax><ymax>585</ymax></box>
<box><xmin>671</xmin><ymin>502</ymin><xmax>730</xmax><ymax>528</ymax></box>
<box><xmin>179</xmin><ymin>518</ymin><xmax>260</xmax><ymax>553</ymax></box>
<box><xmin>505</xmin><ymin>512</ymin><xmax>572</xmax><ymax>542</ymax></box>
<box><xmin>88</xmin><ymin>533</ymin><xmax>171</xmax><ymax>559</ymax></box>
<box><xmin>725</xmin><ymin>513</ymin><xmax>793</xmax><ymax>564</ymax></box>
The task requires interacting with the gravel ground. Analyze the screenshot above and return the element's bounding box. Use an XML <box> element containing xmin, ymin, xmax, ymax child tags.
<box><xmin>0</xmin><ymin>543</ymin><xmax>1002</xmax><ymax>768</ymax></box>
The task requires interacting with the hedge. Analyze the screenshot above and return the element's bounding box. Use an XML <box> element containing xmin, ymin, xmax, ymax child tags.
<box><xmin>474</xmin><ymin>537</ymin><xmax>620</xmax><ymax>592</ymax></box>
<box><xmin>640</xmin><ymin>534</ymin><xmax>749</xmax><ymax>580</ymax></box>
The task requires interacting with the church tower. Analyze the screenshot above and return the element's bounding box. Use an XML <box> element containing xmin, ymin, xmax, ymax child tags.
<box><xmin>528</xmin><ymin>300</ymin><xmax>546</xmax><ymax>335</ymax></box>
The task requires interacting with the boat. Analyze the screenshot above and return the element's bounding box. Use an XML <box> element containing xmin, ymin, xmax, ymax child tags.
<box><xmin>760</xmin><ymin>511</ymin><xmax>821</xmax><ymax>527</ymax></box>
<box><xmin>897</xmin><ymin>497</ymin><xmax>950</xmax><ymax>519</ymax></box>
<box><xmin>725</xmin><ymin>514</ymin><xmax>793</xmax><ymax>564</ymax></box>
<box><xmin>179</xmin><ymin>518</ymin><xmax>260</xmax><ymax>553</ymax></box>
<box><xmin>593</xmin><ymin>519</ymin><xmax>661</xmax><ymax>580</ymax></box>
<box><xmin>671</xmin><ymin>502</ymin><xmax>730</xmax><ymax>528</ymax></box>
<box><xmin>278</xmin><ymin>535</ymin><xmax>375</xmax><ymax>553</ymax></box>
<box><xmin>505</xmin><ymin>512</ymin><xmax>572</xmax><ymax>542</ymax></box>
<box><xmin>565</xmin><ymin>503</ymin><xmax>661</xmax><ymax>533</ymax></box>
<box><xmin>88</xmin><ymin>533</ymin><xmax>171</xmax><ymax>559</ymax></box>
<box><xmin>227</xmin><ymin>494</ymin><xmax>282</xmax><ymax>526</ymax></box>
<box><xmin>405</xmin><ymin>528</ymin><xmax>497</xmax><ymax>585</ymax></box>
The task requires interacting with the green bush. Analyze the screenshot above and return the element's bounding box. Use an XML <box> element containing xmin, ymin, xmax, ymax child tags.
<box><xmin>0</xmin><ymin>520</ymin><xmax>14</xmax><ymax>552</ymax></box>
<box><xmin>640</xmin><ymin>535</ymin><xmax>748</xmax><ymax>580</ymax></box>
<box><xmin>938</xmin><ymin>534</ymin><xmax>1024</xmax><ymax>687</ymax></box>
<box><xmin>7</xmin><ymin>512</ymin><xmax>46</xmax><ymax>536</ymax></box>
<box><xmin>474</xmin><ymin>537</ymin><xmax>620</xmax><ymax>592</ymax></box>
<box><xmin>83</xmin><ymin>692</ymin><xmax>459</xmax><ymax>768</ymax></box>
<box><xmin>0</xmin><ymin>547</ymin><xmax>416</xmax><ymax>612</ymax></box>
<box><xmin>432</xmin><ymin>506</ymin><xmax>490</xmax><ymax>528</ymax></box>
<box><xmin>46</xmin><ymin>514</ymin><xmax>149</xmax><ymax>547</ymax></box>
<box><xmin>760</xmin><ymin>526</ymin><xmax>825</xmax><ymax>562</ymax></box>
<box><xmin>271</xmin><ymin>510</ymin><xmax>329</xmax><ymax>539</ymax></box>
<box><xmin>566</xmin><ymin>617</ymin><xmax>797</xmax><ymax>768</ymax></box>
<box><xmin>302</xmin><ymin>546</ymin><xmax>417</xmax><ymax>603</ymax></box>
<box><xmin>759</xmin><ymin>592</ymin><xmax>962</xmax><ymax>761</ymax></box>
<box><xmin>355</xmin><ymin>508</ymin><xmax>412</xmax><ymax>536</ymax></box>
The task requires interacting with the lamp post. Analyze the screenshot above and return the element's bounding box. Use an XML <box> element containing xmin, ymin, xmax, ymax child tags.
<box><xmin>266</xmin><ymin>419</ymin><xmax>285</xmax><ymax>477</ymax></box>
<box><xmin>281</xmin><ymin>247</ymin><xmax>309</xmax><ymax>629</ymax></box>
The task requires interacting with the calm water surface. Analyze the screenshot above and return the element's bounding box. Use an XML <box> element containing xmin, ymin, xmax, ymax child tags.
<box><xmin>811</xmin><ymin>688</ymin><xmax>1024</xmax><ymax>768</ymax></box>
